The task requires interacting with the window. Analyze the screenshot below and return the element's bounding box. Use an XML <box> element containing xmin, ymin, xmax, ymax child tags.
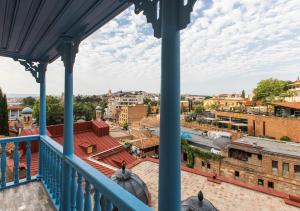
<box><xmin>283</xmin><ymin>162</ymin><xmax>289</xmax><ymax>177</ymax></box>
<box><xmin>257</xmin><ymin>154</ymin><xmax>262</xmax><ymax>160</ymax></box>
<box><xmin>263</xmin><ymin>121</ymin><xmax>266</xmax><ymax>136</ymax></box>
<box><xmin>235</xmin><ymin>171</ymin><xmax>240</xmax><ymax>177</ymax></box>
<box><xmin>272</xmin><ymin>160</ymin><xmax>278</xmax><ymax>174</ymax></box>
<box><xmin>201</xmin><ymin>161</ymin><xmax>205</xmax><ymax>167</ymax></box>
<box><xmin>295</xmin><ymin>165</ymin><xmax>300</xmax><ymax>179</ymax></box>
<box><xmin>258</xmin><ymin>179</ymin><xmax>264</xmax><ymax>186</ymax></box>
<box><xmin>268</xmin><ymin>181</ymin><xmax>274</xmax><ymax>189</ymax></box>
<box><xmin>207</xmin><ymin>163</ymin><xmax>211</xmax><ymax>169</ymax></box>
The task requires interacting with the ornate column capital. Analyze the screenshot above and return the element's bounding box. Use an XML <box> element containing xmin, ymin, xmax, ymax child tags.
<box><xmin>132</xmin><ymin>0</ymin><xmax>197</xmax><ymax>38</ymax></box>
<box><xmin>57</xmin><ymin>26</ymin><xmax>87</xmax><ymax>72</ymax></box>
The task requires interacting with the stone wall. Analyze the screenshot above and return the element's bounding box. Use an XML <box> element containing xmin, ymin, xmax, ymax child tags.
<box><xmin>193</xmin><ymin>151</ymin><xmax>300</xmax><ymax>195</ymax></box>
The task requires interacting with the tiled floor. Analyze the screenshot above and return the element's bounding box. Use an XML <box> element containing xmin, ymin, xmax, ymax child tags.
<box><xmin>0</xmin><ymin>182</ymin><xmax>55</xmax><ymax>211</ymax></box>
<box><xmin>132</xmin><ymin>161</ymin><xmax>300</xmax><ymax>211</ymax></box>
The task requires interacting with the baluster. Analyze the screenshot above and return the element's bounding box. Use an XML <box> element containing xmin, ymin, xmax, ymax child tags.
<box><xmin>1</xmin><ymin>143</ymin><xmax>6</xmax><ymax>188</ymax></box>
<box><xmin>39</xmin><ymin>142</ymin><xmax>43</xmax><ymax>177</ymax></box>
<box><xmin>71</xmin><ymin>168</ymin><xmax>77</xmax><ymax>211</ymax></box>
<box><xmin>49</xmin><ymin>150</ymin><xmax>53</xmax><ymax>194</ymax></box>
<box><xmin>44</xmin><ymin>145</ymin><xmax>47</xmax><ymax>185</ymax></box>
<box><xmin>45</xmin><ymin>145</ymin><xmax>49</xmax><ymax>187</ymax></box>
<box><xmin>105</xmin><ymin>198</ymin><xmax>113</xmax><ymax>211</ymax></box>
<box><xmin>76</xmin><ymin>174</ymin><xmax>84</xmax><ymax>211</ymax></box>
<box><xmin>13</xmin><ymin>142</ymin><xmax>19</xmax><ymax>184</ymax></box>
<box><xmin>55</xmin><ymin>154</ymin><xmax>60</xmax><ymax>205</ymax></box>
<box><xmin>26</xmin><ymin>142</ymin><xmax>31</xmax><ymax>181</ymax></box>
<box><xmin>41</xmin><ymin>142</ymin><xmax>45</xmax><ymax>179</ymax></box>
<box><xmin>93</xmin><ymin>189</ymin><xmax>101</xmax><ymax>211</ymax></box>
<box><xmin>84</xmin><ymin>180</ymin><xmax>92</xmax><ymax>211</ymax></box>
<box><xmin>58</xmin><ymin>158</ymin><xmax>63</xmax><ymax>208</ymax></box>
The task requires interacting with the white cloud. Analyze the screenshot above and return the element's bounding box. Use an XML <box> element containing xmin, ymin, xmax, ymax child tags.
<box><xmin>1</xmin><ymin>0</ymin><xmax>300</xmax><ymax>95</ymax></box>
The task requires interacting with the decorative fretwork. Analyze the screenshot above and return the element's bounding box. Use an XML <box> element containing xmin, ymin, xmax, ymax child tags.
<box><xmin>15</xmin><ymin>58</ymin><xmax>47</xmax><ymax>83</ymax></box>
<box><xmin>179</xmin><ymin>0</ymin><xmax>197</xmax><ymax>30</ymax></box>
<box><xmin>132</xmin><ymin>0</ymin><xmax>161</xmax><ymax>38</ymax></box>
<box><xmin>132</xmin><ymin>0</ymin><xmax>197</xmax><ymax>38</ymax></box>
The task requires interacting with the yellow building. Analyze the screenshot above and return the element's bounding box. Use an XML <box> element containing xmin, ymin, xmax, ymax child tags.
<box><xmin>203</xmin><ymin>96</ymin><xmax>249</xmax><ymax>111</ymax></box>
<box><xmin>118</xmin><ymin>104</ymin><xmax>148</xmax><ymax>125</ymax></box>
<box><xmin>180</xmin><ymin>100</ymin><xmax>189</xmax><ymax>113</ymax></box>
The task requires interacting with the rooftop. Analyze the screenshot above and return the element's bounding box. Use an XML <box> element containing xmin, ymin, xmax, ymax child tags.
<box><xmin>232</xmin><ymin>136</ymin><xmax>300</xmax><ymax>158</ymax></box>
<box><xmin>131</xmin><ymin>160</ymin><xmax>299</xmax><ymax>211</ymax></box>
<box><xmin>270</xmin><ymin>102</ymin><xmax>300</xmax><ymax>110</ymax></box>
<box><xmin>20</xmin><ymin>120</ymin><xmax>136</xmax><ymax>176</ymax></box>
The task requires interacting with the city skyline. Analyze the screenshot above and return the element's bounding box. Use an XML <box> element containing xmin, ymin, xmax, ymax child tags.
<box><xmin>1</xmin><ymin>0</ymin><xmax>300</xmax><ymax>96</ymax></box>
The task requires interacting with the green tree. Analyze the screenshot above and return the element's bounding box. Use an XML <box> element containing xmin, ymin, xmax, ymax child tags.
<box><xmin>74</xmin><ymin>102</ymin><xmax>95</xmax><ymax>121</ymax></box>
<box><xmin>241</xmin><ymin>90</ymin><xmax>245</xmax><ymax>98</ymax></box>
<box><xmin>253</xmin><ymin>78</ymin><xmax>290</xmax><ymax>104</ymax></box>
<box><xmin>194</xmin><ymin>104</ymin><xmax>205</xmax><ymax>114</ymax></box>
<box><xmin>143</xmin><ymin>98</ymin><xmax>151</xmax><ymax>105</ymax></box>
<box><xmin>0</xmin><ymin>88</ymin><xmax>9</xmax><ymax>136</ymax></box>
<box><xmin>21</xmin><ymin>96</ymin><xmax>36</xmax><ymax>107</ymax></box>
<box><xmin>33</xmin><ymin>96</ymin><xmax>64</xmax><ymax>125</ymax></box>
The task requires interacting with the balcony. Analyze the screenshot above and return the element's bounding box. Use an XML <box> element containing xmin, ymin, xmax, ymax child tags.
<box><xmin>0</xmin><ymin>135</ymin><xmax>151</xmax><ymax>210</ymax></box>
<box><xmin>0</xmin><ymin>0</ymin><xmax>190</xmax><ymax>210</ymax></box>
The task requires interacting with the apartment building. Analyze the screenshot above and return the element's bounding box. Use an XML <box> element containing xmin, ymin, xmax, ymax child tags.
<box><xmin>203</xmin><ymin>94</ymin><xmax>250</xmax><ymax>111</ymax></box>
<box><xmin>118</xmin><ymin>104</ymin><xmax>148</xmax><ymax>125</ymax></box>
<box><xmin>286</xmin><ymin>77</ymin><xmax>300</xmax><ymax>102</ymax></box>
<box><xmin>105</xmin><ymin>92</ymin><xmax>144</xmax><ymax>120</ymax></box>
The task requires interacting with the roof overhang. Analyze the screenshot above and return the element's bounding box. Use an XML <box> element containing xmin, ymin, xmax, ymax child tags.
<box><xmin>0</xmin><ymin>0</ymin><xmax>131</xmax><ymax>63</ymax></box>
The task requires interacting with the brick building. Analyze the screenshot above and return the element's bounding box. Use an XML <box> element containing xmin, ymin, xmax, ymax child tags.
<box><xmin>215</xmin><ymin>110</ymin><xmax>300</xmax><ymax>142</ymax></box>
<box><xmin>118</xmin><ymin>104</ymin><xmax>148</xmax><ymax>125</ymax></box>
<box><xmin>194</xmin><ymin>136</ymin><xmax>300</xmax><ymax>196</ymax></box>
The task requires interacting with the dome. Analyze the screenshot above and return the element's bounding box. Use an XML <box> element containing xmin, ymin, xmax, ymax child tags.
<box><xmin>22</xmin><ymin>107</ymin><xmax>33</xmax><ymax>114</ymax></box>
<box><xmin>181</xmin><ymin>191</ymin><xmax>218</xmax><ymax>211</ymax></box>
<box><xmin>111</xmin><ymin>163</ymin><xmax>150</xmax><ymax>205</ymax></box>
<box><xmin>96</xmin><ymin>105</ymin><xmax>102</xmax><ymax>111</ymax></box>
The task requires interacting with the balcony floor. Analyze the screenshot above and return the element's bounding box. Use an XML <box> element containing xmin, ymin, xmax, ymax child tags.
<box><xmin>0</xmin><ymin>181</ymin><xmax>55</xmax><ymax>211</ymax></box>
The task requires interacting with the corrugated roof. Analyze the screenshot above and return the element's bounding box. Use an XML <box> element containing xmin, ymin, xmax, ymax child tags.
<box><xmin>233</xmin><ymin>136</ymin><xmax>300</xmax><ymax>158</ymax></box>
<box><xmin>18</xmin><ymin>120</ymin><xmax>136</xmax><ymax>177</ymax></box>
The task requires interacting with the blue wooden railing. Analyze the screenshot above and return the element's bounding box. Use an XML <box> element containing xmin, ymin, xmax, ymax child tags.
<box><xmin>0</xmin><ymin>135</ymin><xmax>39</xmax><ymax>189</ymax></box>
<box><xmin>0</xmin><ymin>135</ymin><xmax>152</xmax><ymax>211</ymax></box>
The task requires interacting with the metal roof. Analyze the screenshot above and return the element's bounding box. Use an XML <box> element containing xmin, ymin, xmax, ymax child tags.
<box><xmin>233</xmin><ymin>136</ymin><xmax>300</xmax><ymax>159</ymax></box>
<box><xmin>0</xmin><ymin>0</ymin><xmax>130</xmax><ymax>62</ymax></box>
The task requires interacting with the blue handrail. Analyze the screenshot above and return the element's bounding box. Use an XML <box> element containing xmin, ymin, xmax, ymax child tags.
<box><xmin>40</xmin><ymin>135</ymin><xmax>152</xmax><ymax>211</ymax></box>
<box><xmin>0</xmin><ymin>135</ymin><xmax>39</xmax><ymax>190</ymax></box>
<box><xmin>0</xmin><ymin>135</ymin><xmax>152</xmax><ymax>211</ymax></box>
<box><xmin>65</xmin><ymin>154</ymin><xmax>152</xmax><ymax>211</ymax></box>
<box><xmin>0</xmin><ymin>135</ymin><xmax>39</xmax><ymax>144</ymax></box>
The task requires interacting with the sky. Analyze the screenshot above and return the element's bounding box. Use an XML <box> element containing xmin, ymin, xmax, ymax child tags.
<box><xmin>0</xmin><ymin>0</ymin><xmax>300</xmax><ymax>96</ymax></box>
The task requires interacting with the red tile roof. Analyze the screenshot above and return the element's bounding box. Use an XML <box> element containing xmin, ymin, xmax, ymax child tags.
<box><xmin>18</xmin><ymin>120</ymin><xmax>136</xmax><ymax>177</ymax></box>
<box><xmin>271</xmin><ymin>102</ymin><xmax>300</xmax><ymax>110</ymax></box>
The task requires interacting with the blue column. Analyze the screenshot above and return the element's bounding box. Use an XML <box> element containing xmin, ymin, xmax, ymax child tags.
<box><xmin>159</xmin><ymin>1</ymin><xmax>181</xmax><ymax>211</ymax></box>
<box><xmin>38</xmin><ymin>65</ymin><xmax>47</xmax><ymax>178</ymax></box>
<box><xmin>39</xmin><ymin>66</ymin><xmax>46</xmax><ymax>135</ymax></box>
<box><xmin>58</xmin><ymin>36</ymin><xmax>80</xmax><ymax>211</ymax></box>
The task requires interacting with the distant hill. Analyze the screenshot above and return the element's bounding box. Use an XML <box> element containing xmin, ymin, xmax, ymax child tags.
<box><xmin>7</xmin><ymin>94</ymin><xmax>39</xmax><ymax>98</ymax></box>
